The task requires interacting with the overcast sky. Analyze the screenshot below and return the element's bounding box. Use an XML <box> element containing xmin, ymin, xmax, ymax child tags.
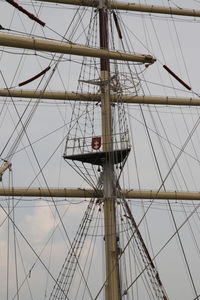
<box><xmin>1</xmin><ymin>0</ymin><xmax>200</xmax><ymax>299</ymax></box>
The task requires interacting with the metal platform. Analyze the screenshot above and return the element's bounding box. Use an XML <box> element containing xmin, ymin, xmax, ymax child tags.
<box><xmin>63</xmin><ymin>148</ymin><xmax>131</xmax><ymax>165</ymax></box>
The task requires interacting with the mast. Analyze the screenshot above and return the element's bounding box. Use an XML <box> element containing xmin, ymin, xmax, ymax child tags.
<box><xmin>99</xmin><ymin>1</ymin><xmax>121</xmax><ymax>299</ymax></box>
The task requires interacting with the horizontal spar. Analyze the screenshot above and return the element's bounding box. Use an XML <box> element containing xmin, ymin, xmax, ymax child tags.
<box><xmin>1</xmin><ymin>89</ymin><xmax>200</xmax><ymax>106</ymax></box>
<box><xmin>0</xmin><ymin>33</ymin><xmax>155</xmax><ymax>63</ymax></box>
<box><xmin>0</xmin><ymin>188</ymin><xmax>200</xmax><ymax>200</ymax></box>
<box><xmin>36</xmin><ymin>0</ymin><xmax>200</xmax><ymax>18</ymax></box>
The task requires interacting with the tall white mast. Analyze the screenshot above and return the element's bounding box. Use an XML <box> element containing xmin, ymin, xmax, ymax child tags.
<box><xmin>99</xmin><ymin>0</ymin><xmax>121</xmax><ymax>299</ymax></box>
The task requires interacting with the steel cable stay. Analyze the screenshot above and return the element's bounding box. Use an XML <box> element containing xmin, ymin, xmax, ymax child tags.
<box><xmin>1</xmin><ymin>47</ymin><xmax>96</xmax><ymax>63</ymax></box>
<box><xmin>116</xmin><ymin>10</ymin><xmax>186</xmax><ymax>192</ymax></box>
<box><xmin>178</xmin><ymin>198</ymin><xmax>200</xmax><ymax>263</ymax></box>
<box><xmin>121</xmin><ymin>220</ymin><xmax>158</xmax><ymax>300</ymax></box>
<box><xmin>75</xmin><ymin>208</ymin><xmax>101</xmax><ymax>299</ymax></box>
<box><xmin>127</xmin><ymin>111</ymin><xmax>200</xmax><ymax>165</ymax></box>
<box><xmin>0</xmin><ymin>197</ymin><xmax>69</xmax><ymax>299</ymax></box>
<box><xmin>0</xmin><ymin>198</ymin><xmax>88</xmax><ymax>210</ymax></box>
<box><xmin>118</xmin><ymin>10</ymin><xmax>200</xmax><ymax>99</ymax></box>
<box><xmin>0</xmin><ymin>33</ymin><xmax>72</xmax><ymax>158</ymax></box>
<box><xmin>129</xmin><ymin>106</ymin><xmax>200</xmax><ymax>116</ymax></box>
<box><xmin>43</xmin><ymin>195</ymin><xmax>62</xmax><ymax>300</ymax></box>
<box><xmin>0</xmin><ymin>137</ymin><xmax>95</xmax><ymax>299</ymax></box>
<box><xmin>11</xmin><ymin>103</ymin><xmax>97</xmax><ymax>157</ymax></box>
<box><xmin>6</xmin><ymin>169</ymin><xmax>11</xmax><ymax>300</ymax></box>
<box><xmin>2</xmin><ymin>170</ymin><xmax>63</xmax><ymax>299</ymax></box>
<box><xmin>0</xmin><ymin>103</ymin><xmax>99</xmax><ymax>230</ymax></box>
<box><xmin>2</xmin><ymin>104</ymin><xmax>199</xmax><ymax>177</ymax></box>
<box><xmin>3</xmin><ymin>170</ymin><xmax>33</xmax><ymax>299</ymax></box>
<box><xmin>130</xmin><ymin>149</ymin><xmax>157</xmax><ymax>283</ymax></box>
<box><xmin>10</xmin><ymin>180</ymin><xmax>103</xmax><ymax>300</ymax></box>
<box><xmin>120</xmin><ymin>197</ymin><xmax>168</xmax><ymax>299</ymax></box>
<box><xmin>0</xmin><ymin>69</ymin><xmax>52</xmax><ymax>161</ymax></box>
<box><xmin>109</xmin><ymin>21</ymin><xmax>200</xmax><ymax>289</ymax></box>
<box><xmin>146</xmin><ymin>103</ymin><xmax>200</xmax><ymax>264</ymax></box>
<box><xmin>1</xmin><ymin>1</ymin><xmax>52</xmax><ymax>162</ymax></box>
<box><xmin>43</xmin><ymin>229</ymin><xmax>55</xmax><ymax>299</ymax></box>
<box><xmin>10</xmin><ymin>201</ymin><xmax>75</xmax><ymax>299</ymax></box>
<box><xmin>92</xmin><ymin>196</ymin><xmax>168</xmax><ymax>299</ymax></box>
<box><xmin>10</xmin><ymin>170</ymin><xmax>20</xmax><ymax>300</ymax></box>
<box><xmin>0</xmin><ymin>0</ymin><xmax>91</xmax><ymax>164</ymax></box>
<box><xmin>115</xmin><ymin>188</ymin><xmax>200</xmax><ymax>297</ymax></box>
<box><xmin>135</xmin><ymin>94</ymin><xmax>199</xmax><ymax>296</ymax></box>
<box><xmin>0</xmin><ymin>18</ymin><xmax>104</xmax><ymax>298</ymax></box>
<box><xmin>126</xmin><ymin>106</ymin><xmax>200</xmax><ymax>230</ymax></box>
<box><xmin>130</xmin><ymin>200</ymin><xmax>200</xmax><ymax>214</ymax></box>
<box><xmin>151</xmin><ymin>7</ymin><xmax>200</xmax><ymax>193</ymax></box>
<box><xmin>0</xmin><ymin>89</ymin><xmax>199</xmax><ymax>300</ymax></box>
<box><xmin>32</xmin><ymin>5</ymin><xmax>200</xmax><ymax>298</ymax></box>
<box><xmin>12</xmin><ymin>237</ymin><xmax>34</xmax><ymax>300</ymax></box>
<box><xmin>5</xmin><ymin>0</ymin><xmax>84</xmax><ymax>45</ymax></box>
<box><xmin>4</xmin><ymin>152</ymin><xmax>198</xmax><ymax>298</ymax></box>
<box><xmin>118</xmin><ymin>187</ymin><xmax>200</xmax><ymax>297</ymax></box>
<box><xmin>2</xmin><ymin>1</ymin><xmax>200</xmax><ymax>299</ymax></box>
<box><xmin>138</xmin><ymin>199</ymin><xmax>200</xmax><ymax>295</ymax></box>
<box><xmin>0</xmin><ymin>67</ymin><xmax>58</xmax><ymax>188</ymax></box>
<box><xmin>0</xmin><ymin>95</ymin><xmax>97</xmax><ymax>300</ymax></box>
<box><xmin>118</xmin><ymin>10</ymin><xmax>200</xmax><ymax>50</ymax></box>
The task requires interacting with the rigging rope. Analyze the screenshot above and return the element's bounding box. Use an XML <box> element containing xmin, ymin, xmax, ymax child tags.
<box><xmin>0</xmin><ymin>200</ymin><xmax>68</xmax><ymax>298</ymax></box>
<box><xmin>49</xmin><ymin>198</ymin><xmax>96</xmax><ymax>300</ymax></box>
<box><xmin>5</xmin><ymin>0</ymin><xmax>45</xmax><ymax>26</ymax></box>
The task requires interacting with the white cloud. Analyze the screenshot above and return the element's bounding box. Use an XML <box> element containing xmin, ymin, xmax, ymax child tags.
<box><xmin>23</xmin><ymin>201</ymin><xmax>58</xmax><ymax>244</ymax></box>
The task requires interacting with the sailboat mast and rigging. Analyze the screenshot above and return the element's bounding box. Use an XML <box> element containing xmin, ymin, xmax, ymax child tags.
<box><xmin>1</xmin><ymin>1</ymin><xmax>200</xmax><ymax>299</ymax></box>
